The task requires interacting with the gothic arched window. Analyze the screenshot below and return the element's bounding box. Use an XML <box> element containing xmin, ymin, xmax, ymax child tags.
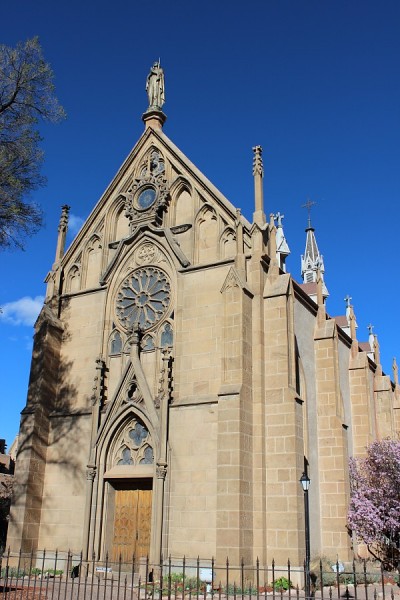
<box><xmin>114</xmin><ymin>418</ymin><xmax>154</xmax><ymax>466</ymax></box>
<box><xmin>110</xmin><ymin>330</ymin><xmax>122</xmax><ymax>355</ymax></box>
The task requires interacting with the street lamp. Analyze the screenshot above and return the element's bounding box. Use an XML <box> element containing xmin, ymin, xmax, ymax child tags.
<box><xmin>300</xmin><ymin>472</ymin><xmax>311</xmax><ymax>600</ymax></box>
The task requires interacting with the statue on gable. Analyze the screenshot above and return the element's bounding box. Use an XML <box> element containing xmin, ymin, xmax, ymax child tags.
<box><xmin>146</xmin><ymin>61</ymin><xmax>165</xmax><ymax>110</ymax></box>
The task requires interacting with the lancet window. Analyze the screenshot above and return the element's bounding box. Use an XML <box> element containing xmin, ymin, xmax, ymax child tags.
<box><xmin>109</xmin><ymin>330</ymin><xmax>123</xmax><ymax>355</ymax></box>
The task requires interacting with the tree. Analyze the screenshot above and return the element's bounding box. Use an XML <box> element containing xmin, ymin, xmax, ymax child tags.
<box><xmin>348</xmin><ymin>439</ymin><xmax>400</xmax><ymax>569</ymax></box>
<box><xmin>0</xmin><ymin>37</ymin><xmax>65</xmax><ymax>250</ymax></box>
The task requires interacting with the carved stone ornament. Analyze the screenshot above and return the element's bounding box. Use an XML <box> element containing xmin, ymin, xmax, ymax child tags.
<box><xmin>124</xmin><ymin>172</ymin><xmax>169</xmax><ymax>225</ymax></box>
<box><xmin>136</xmin><ymin>243</ymin><xmax>157</xmax><ymax>265</ymax></box>
<box><xmin>116</xmin><ymin>266</ymin><xmax>171</xmax><ymax>331</ymax></box>
<box><xmin>156</xmin><ymin>462</ymin><xmax>168</xmax><ymax>480</ymax></box>
<box><xmin>86</xmin><ymin>466</ymin><xmax>97</xmax><ymax>481</ymax></box>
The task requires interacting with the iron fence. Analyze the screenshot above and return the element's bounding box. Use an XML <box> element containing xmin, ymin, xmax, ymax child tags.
<box><xmin>1</xmin><ymin>550</ymin><xmax>399</xmax><ymax>600</ymax></box>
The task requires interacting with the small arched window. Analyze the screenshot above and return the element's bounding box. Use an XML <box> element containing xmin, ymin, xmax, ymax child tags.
<box><xmin>161</xmin><ymin>323</ymin><xmax>173</xmax><ymax>348</ymax></box>
<box><xmin>110</xmin><ymin>331</ymin><xmax>122</xmax><ymax>355</ymax></box>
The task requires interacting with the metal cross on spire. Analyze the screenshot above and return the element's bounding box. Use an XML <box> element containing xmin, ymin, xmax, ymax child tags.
<box><xmin>302</xmin><ymin>198</ymin><xmax>316</xmax><ymax>229</ymax></box>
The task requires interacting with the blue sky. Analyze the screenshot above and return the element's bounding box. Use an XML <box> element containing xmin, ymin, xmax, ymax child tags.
<box><xmin>1</xmin><ymin>0</ymin><xmax>399</xmax><ymax>447</ymax></box>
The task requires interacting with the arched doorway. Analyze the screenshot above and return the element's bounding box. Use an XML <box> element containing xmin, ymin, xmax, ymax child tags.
<box><xmin>102</xmin><ymin>415</ymin><xmax>156</xmax><ymax>562</ymax></box>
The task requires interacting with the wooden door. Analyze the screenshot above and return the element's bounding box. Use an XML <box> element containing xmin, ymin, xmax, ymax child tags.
<box><xmin>112</xmin><ymin>483</ymin><xmax>152</xmax><ymax>563</ymax></box>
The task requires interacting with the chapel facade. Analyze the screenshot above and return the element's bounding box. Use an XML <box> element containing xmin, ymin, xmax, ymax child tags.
<box><xmin>7</xmin><ymin>67</ymin><xmax>400</xmax><ymax>569</ymax></box>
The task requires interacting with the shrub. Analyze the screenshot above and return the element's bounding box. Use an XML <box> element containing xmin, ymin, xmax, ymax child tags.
<box><xmin>272</xmin><ymin>576</ymin><xmax>292</xmax><ymax>591</ymax></box>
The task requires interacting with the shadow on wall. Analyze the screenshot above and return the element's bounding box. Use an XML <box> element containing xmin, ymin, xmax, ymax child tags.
<box><xmin>7</xmin><ymin>298</ymin><xmax>90</xmax><ymax>552</ymax></box>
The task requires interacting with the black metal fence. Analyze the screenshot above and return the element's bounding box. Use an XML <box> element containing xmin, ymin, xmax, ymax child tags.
<box><xmin>1</xmin><ymin>550</ymin><xmax>399</xmax><ymax>600</ymax></box>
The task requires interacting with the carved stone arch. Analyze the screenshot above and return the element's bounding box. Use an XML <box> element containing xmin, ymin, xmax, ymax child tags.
<box><xmin>83</xmin><ymin>234</ymin><xmax>103</xmax><ymax>289</ymax></box>
<box><xmin>90</xmin><ymin>403</ymin><xmax>160</xmax><ymax>561</ymax></box>
<box><xmin>65</xmin><ymin>264</ymin><xmax>81</xmax><ymax>293</ymax></box>
<box><xmin>195</xmin><ymin>204</ymin><xmax>218</xmax><ymax>264</ymax></box>
<box><xmin>220</xmin><ymin>227</ymin><xmax>236</xmax><ymax>259</ymax></box>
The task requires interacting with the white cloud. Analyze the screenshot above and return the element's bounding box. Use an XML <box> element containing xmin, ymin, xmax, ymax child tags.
<box><xmin>68</xmin><ymin>213</ymin><xmax>84</xmax><ymax>237</ymax></box>
<box><xmin>1</xmin><ymin>295</ymin><xmax>44</xmax><ymax>327</ymax></box>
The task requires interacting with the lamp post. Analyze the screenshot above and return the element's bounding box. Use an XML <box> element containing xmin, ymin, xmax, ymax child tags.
<box><xmin>300</xmin><ymin>472</ymin><xmax>311</xmax><ymax>600</ymax></box>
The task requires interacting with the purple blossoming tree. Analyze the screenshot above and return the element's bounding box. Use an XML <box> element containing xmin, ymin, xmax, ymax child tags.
<box><xmin>348</xmin><ymin>439</ymin><xmax>400</xmax><ymax>569</ymax></box>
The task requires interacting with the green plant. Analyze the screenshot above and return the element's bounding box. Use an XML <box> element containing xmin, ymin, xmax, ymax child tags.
<box><xmin>223</xmin><ymin>584</ymin><xmax>258</xmax><ymax>595</ymax></box>
<box><xmin>310</xmin><ymin>556</ymin><xmax>382</xmax><ymax>588</ymax></box>
<box><xmin>1</xmin><ymin>566</ymin><xmax>27</xmax><ymax>578</ymax></box>
<box><xmin>30</xmin><ymin>568</ymin><xmax>42</xmax><ymax>576</ymax></box>
<box><xmin>272</xmin><ymin>576</ymin><xmax>292</xmax><ymax>591</ymax></box>
<box><xmin>45</xmin><ymin>568</ymin><xmax>63</xmax><ymax>576</ymax></box>
<box><xmin>160</xmin><ymin>573</ymin><xmax>204</xmax><ymax>593</ymax></box>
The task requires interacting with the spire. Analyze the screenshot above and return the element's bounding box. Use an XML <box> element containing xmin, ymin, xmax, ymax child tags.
<box><xmin>300</xmin><ymin>200</ymin><xmax>329</xmax><ymax>298</ymax></box>
<box><xmin>252</xmin><ymin>145</ymin><xmax>266</xmax><ymax>226</ymax></box>
<box><xmin>54</xmin><ymin>205</ymin><xmax>70</xmax><ymax>265</ymax></box>
<box><xmin>274</xmin><ymin>212</ymin><xmax>290</xmax><ymax>272</ymax></box>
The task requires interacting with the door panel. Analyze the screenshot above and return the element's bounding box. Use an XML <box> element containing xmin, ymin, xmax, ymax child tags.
<box><xmin>112</xmin><ymin>482</ymin><xmax>152</xmax><ymax>563</ymax></box>
<box><xmin>136</xmin><ymin>489</ymin><xmax>152</xmax><ymax>558</ymax></box>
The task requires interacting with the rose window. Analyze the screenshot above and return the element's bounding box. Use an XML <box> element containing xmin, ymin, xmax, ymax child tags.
<box><xmin>116</xmin><ymin>267</ymin><xmax>171</xmax><ymax>330</ymax></box>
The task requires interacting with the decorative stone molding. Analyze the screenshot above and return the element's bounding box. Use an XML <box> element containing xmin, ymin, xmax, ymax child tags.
<box><xmin>136</xmin><ymin>243</ymin><xmax>157</xmax><ymax>265</ymax></box>
<box><xmin>123</xmin><ymin>170</ymin><xmax>170</xmax><ymax>227</ymax></box>
<box><xmin>156</xmin><ymin>462</ymin><xmax>167</xmax><ymax>480</ymax></box>
<box><xmin>86</xmin><ymin>465</ymin><xmax>97</xmax><ymax>481</ymax></box>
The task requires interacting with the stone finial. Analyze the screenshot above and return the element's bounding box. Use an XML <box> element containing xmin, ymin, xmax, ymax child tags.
<box><xmin>235</xmin><ymin>209</ymin><xmax>244</xmax><ymax>253</ymax></box>
<box><xmin>58</xmin><ymin>205</ymin><xmax>70</xmax><ymax>233</ymax></box>
<box><xmin>54</xmin><ymin>204</ymin><xmax>70</xmax><ymax>263</ymax></box>
<box><xmin>252</xmin><ymin>145</ymin><xmax>264</xmax><ymax>177</ymax></box>
<box><xmin>268</xmin><ymin>213</ymin><xmax>277</xmax><ymax>256</ymax></box>
<box><xmin>252</xmin><ymin>146</ymin><xmax>266</xmax><ymax>226</ymax></box>
<box><xmin>316</xmin><ymin>267</ymin><xmax>324</xmax><ymax>308</ymax></box>
<box><xmin>349</xmin><ymin>305</ymin><xmax>357</xmax><ymax>341</ymax></box>
<box><xmin>235</xmin><ymin>209</ymin><xmax>246</xmax><ymax>277</ymax></box>
<box><xmin>393</xmin><ymin>357</ymin><xmax>399</xmax><ymax>386</ymax></box>
<box><xmin>316</xmin><ymin>267</ymin><xmax>327</xmax><ymax>324</ymax></box>
<box><xmin>373</xmin><ymin>334</ymin><xmax>382</xmax><ymax>375</ymax></box>
<box><xmin>368</xmin><ymin>324</ymin><xmax>374</xmax><ymax>352</ymax></box>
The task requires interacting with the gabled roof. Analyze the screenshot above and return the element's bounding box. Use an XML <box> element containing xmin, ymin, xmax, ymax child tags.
<box><xmin>61</xmin><ymin>125</ymin><xmax>252</xmax><ymax>267</ymax></box>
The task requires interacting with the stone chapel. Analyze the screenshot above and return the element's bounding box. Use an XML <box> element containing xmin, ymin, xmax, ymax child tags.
<box><xmin>7</xmin><ymin>65</ymin><xmax>400</xmax><ymax>570</ymax></box>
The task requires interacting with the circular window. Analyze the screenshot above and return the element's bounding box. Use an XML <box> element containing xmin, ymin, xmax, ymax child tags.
<box><xmin>136</xmin><ymin>186</ymin><xmax>157</xmax><ymax>210</ymax></box>
<box><xmin>116</xmin><ymin>267</ymin><xmax>171</xmax><ymax>330</ymax></box>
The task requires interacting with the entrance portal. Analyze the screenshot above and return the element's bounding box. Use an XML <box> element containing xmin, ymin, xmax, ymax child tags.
<box><xmin>111</xmin><ymin>480</ymin><xmax>152</xmax><ymax>563</ymax></box>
